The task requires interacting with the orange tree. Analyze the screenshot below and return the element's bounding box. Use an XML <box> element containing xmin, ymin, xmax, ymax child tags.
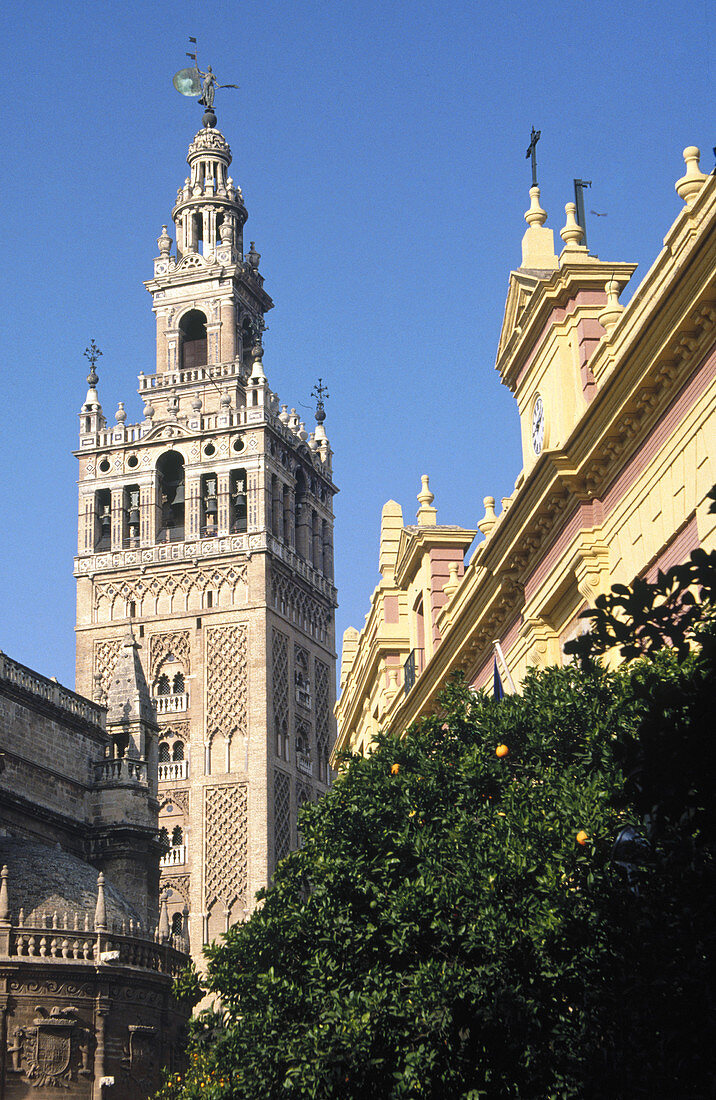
<box><xmin>158</xmin><ymin>548</ymin><xmax>715</xmax><ymax>1099</ymax></box>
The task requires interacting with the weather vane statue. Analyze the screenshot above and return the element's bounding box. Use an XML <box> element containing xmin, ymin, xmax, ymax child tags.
<box><xmin>172</xmin><ymin>37</ymin><xmax>239</xmax><ymax>127</ymax></box>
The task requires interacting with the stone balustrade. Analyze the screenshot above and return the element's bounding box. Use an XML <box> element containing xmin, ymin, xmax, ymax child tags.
<box><xmin>94</xmin><ymin>757</ymin><xmax>148</xmax><ymax>785</ymax></box>
<box><xmin>158</xmin><ymin>759</ymin><xmax>189</xmax><ymax>782</ymax></box>
<box><xmin>154</xmin><ymin>693</ymin><xmax>189</xmax><ymax>715</ymax></box>
<box><xmin>0</xmin><ymin>652</ymin><xmax>104</xmax><ymax>728</ymax></box>
<box><xmin>159</xmin><ymin>844</ymin><xmax>187</xmax><ymax>868</ymax></box>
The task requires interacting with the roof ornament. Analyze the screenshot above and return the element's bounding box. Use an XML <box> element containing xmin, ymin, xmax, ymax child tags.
<box><xmin>84</xmin><ymin>339</ymin><xmax>102</xmax><ymax>389</ymax></box>
<box><xmin>526</xmin><ymin>126</ymin><xmax>541</xmax><ymax>187</ymax></box>
<box><xmin>172</xmin><ymin>37</ymin><xmax>239</xmax><ymax>129</ymax></box>
<box><xmin>311</xmin><ymin>378</ymin><xmax>330</xmax><ymax>425</ymax></box>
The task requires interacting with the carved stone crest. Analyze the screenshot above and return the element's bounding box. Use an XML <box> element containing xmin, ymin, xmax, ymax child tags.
<box><xmin>122</xmin><ymin>1024</ymin><xmax>158</xmax><ymax>1089</ymax></box>
<box><xmin>8</xmin><ymin>1005</ymin><xmax>91</xmax><ymax>1088</ymax></box>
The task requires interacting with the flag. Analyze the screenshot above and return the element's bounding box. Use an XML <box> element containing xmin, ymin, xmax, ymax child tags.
<box><xmin>493</xmin><ymin>657</ymin><xmax>504</xmax><ymax>701</ymax></box>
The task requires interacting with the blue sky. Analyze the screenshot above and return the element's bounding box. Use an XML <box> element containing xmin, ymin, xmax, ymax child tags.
<box><xmin>0</xmin><ymin>0</ymin><xmax>713</xmax><ymax>689</ymax></box>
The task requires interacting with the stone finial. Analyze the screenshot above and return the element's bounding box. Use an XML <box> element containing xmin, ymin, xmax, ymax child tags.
<box><xmin>525</xmin><ymin>185</ymin><xmax>547</xmax><ymax>228</ymax></box>
<box><xmin>477</xmin><ymin>496</ymin><xmax>497</xmax><ymax>538</ymax></box>
<box><xmin>443</xmin><ymin>562</ymin><xmax>460</xmax><ymax>600</ymax></box>
<box><xmin>94</xmin><ymin>873</ymin><xmax>107</xmax><ymax>931</ymax></box>
<box><xmin>416</xmin><ymin>475</ymin><xmax>437</xmax><ymax>526</ymax></box>
<box><xmin>191</xmin><ymin>395</ymin><xmax>202</xmax><ymax>413</ymax></box>
<box><xmin>560</xmin><ymin>202</ymin><xmax>585</xmax><ymax>248</ymax></box>
<box><xmin>157</xmin><ymin>226</ymin><xmax>172</xmax><ymax>255</ymax></box>
<box><xmin>220</xmin><ymin>391</ymin><xmax>232</xmax><ymax>410</ymax></box>
<box><xmin>521</xmin><ymin>186</ymin><xmax>558</xmax><ymax>270</ymax></box>
<box><xmin>143</xmin><ymin>401</ymin><xmax>155</xmax><ymax>422</ymax></box>
<box><xmin>158</xmin><ymin>894</ymin><xmax>170</xmax><ymax>943</ymax></box>
<box><xmin>379</xmin><ymin>500</ymin><xmax>404</xmax><ymax>576</ymax></box>
<box><xmin>279</xmin><ymin>404</ymin><xmax>289</xmax><ymax>425</ymax></box>
<box><xmin>115</xmin><ymin>402</ymin><xmax>127</xmax><ymax>424</ymax></box>
<box><xmin>675</xmin><ymin>146</ymin><xmax>707</xmax><ymax>206</ymax></box>
<box><xmin>298</xmin><ymin>421</ymin><xmax>308</xmax><ymax>443</ymax></box>
<box><xmin>598</xmin><ymin>277</ymin><xmax>624</xmax><ymax>332</ymax></box>
<box><xmin>0</xmin><ymin>865</ymin><xmax>9</xmax><ymax>921</ymax></box>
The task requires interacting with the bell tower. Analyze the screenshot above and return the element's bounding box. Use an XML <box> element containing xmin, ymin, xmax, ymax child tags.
<box><xmin>74</xmin><ymin>108</ymin><xmax>338</xmax><ymax>960</ymax></box>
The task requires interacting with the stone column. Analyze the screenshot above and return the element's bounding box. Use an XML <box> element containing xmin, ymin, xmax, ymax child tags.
<box><xmin>217</xmin><ymin>473</ymin><xmax>231</xmax><ymax>536</ymax></box>
<box><xmin>111</xmin><ymin>487</ymin><xmax>125</xmax><ymax>551</ymax></box>
<box><xmin>186</xmin><ymin>478</ymin><xmax>202</xmax><ymax>541</ymax></box>
<box><xmin>220</xmin><ymin>299</ymin><xmax>236</xmax><ymax>363</ymax></box>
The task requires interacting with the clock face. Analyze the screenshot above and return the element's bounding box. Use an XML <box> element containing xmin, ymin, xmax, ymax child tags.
<box><xmin>531</xmin><ymin>395</ymin><xmax>545</xmax><ymax>455</ymax></box>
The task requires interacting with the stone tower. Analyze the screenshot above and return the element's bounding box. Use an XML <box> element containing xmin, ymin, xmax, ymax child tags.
<box><xmin>74</xmin><ymin>111</ymin><xmax>338</xmax><ymax>959</ymax></box>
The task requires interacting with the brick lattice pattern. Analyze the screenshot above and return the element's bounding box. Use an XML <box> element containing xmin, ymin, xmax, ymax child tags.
<box><xmin>274</xmin><ymin>769</ymin><xmax>291</xmax><ymax>863</ymax></box>
<box><xmin>272</xmin><ymin>629</ymin><xmax>289</xmax><ymax>756</ymax></box>
<box><xmin>205</xmin><ymin>625</ymin><xmax>248</xmax><ymax>742</ymax></box>
<box><xmin>93</xmin><ymin>638</ymin><xmax>122</xmax><ymax>704</ymax></box>
<box><xmin>203</xmin><ymin>784</ymin><xmax>248</xmax><ymax>910</ymax></box>
<box><xmin>150</xmin><ymin>630</ymin><xmax>191</xmax><ymax>679</ymax></box>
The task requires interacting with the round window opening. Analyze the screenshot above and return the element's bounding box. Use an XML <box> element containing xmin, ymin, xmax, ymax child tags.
<box><xmin>127</xmin><ymin>455</ymin><xmax>139</xmax><ymax>469</ymax></box>
<box><xmin>99</xmin><ymin>458</ymin><xmax>111</xmax><ymax>473</ymax></box>
<box><xmin>232</xmin><ymin>437</ymin><xmax>245</xmax><ymax>453</ymax></box>
<box><xmin>204</xmin><ymin>443</ymin><xmax>216</xmax><ymax>457</ymax></box>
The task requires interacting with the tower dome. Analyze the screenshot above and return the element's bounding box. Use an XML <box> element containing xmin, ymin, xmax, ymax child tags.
<box><xmin>172</xmin><ymin>125</ymin><xmax>247</xmax><ymax>261</ymax></box>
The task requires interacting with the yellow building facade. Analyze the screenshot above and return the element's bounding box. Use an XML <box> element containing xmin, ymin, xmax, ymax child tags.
<box><xmin>334</xmin><ymin>146</ymin><xmax>716</xmax><ymax>759</ymax></box>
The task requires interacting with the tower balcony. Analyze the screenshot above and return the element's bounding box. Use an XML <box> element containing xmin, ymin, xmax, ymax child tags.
<box><xmin>154</xmin><ymin>693</ymin><xmax>189</xmax><ymax>715</ymax></box>
<box><xmin>94</xmin><ymin>757</ymin><xmax>149</xmax><ymax>786</ymax></box>
<box><xmin>159</xmin><ymin>844</ymin><xmax>187</xmax><ymax>868</ymax></box>
<box><xmin>158</xmin><ymin>759</ymin><xmax>189</xmax><ymax>782</ymax></box>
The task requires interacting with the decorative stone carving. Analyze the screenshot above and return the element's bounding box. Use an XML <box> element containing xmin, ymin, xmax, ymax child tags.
<box><xmin>93</xmin><ymin>638</ymin><xmax>122</xmax><ymax>704</ymax></box>
<box><xmin>203</xmin><ymin>785</ymin><xmax>248</xmax><ymax>910</ymax></box>
<box><xmin>150</xmin><ymin>630</ymin><xmax>191</xmax><ymax>680</ymax></box>
<box><xmin>121</xmin><ymin>1024</ymin><xmax>158</xmax><ymax>1091</ymax></box>
<box><xmin>315</xmin><ymin>659</ymin><xmax>330</xmax><ymax>765</ymax></box>
<box><xmin>271</xmin><ymin>570</ymin><xmax>329</xmax><ymax>641</ymax></box>
<box><xmin>274</xmin><ymin>770</ymin><xmax>291</xmax><ymax>864</ymax></box>
<box><xmin>294</xmin><ymin>645</ymin><xmax>311</xmax><ymax>709</ymax></box>
<box><xmin>9</xmin><ymin>1005</ymin><xmax>91</xmax><ymax>1088</ymax></box>
<box><xmin>205</xmin><ymin>625</ymin><xmax>248</xmax><ymax>744</ymax></box>
<box><xmin>94</xmin><ymin>563</ymin><xmax>247</xmax><ymax>620</ymax></box>
<box><xmin>272</xmin><ymin>630</ymin><xmax>289</xmax><ymax>758</ymax></box>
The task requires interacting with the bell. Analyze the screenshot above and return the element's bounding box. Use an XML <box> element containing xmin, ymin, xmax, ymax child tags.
<box><xmin>128</xmin><ymin>507</ymin><xmax>140</xmax><ymax>526</ymax></box>
<box><xmin>173</xmin><ymin>484</ymin><xmax>185</xmax><ymax>506</ymax></box>
<box><xmin>206</xmin><ymin>497</ymin><xmax>218</xmax><ymax>516</ymax></box>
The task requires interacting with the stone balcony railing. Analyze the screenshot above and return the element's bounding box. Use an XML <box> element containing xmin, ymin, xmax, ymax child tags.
<box><xmin>296</xmin><ymin>753</ymin><xmax>313</xmax><ymax>777</ymax></box>
<box><xmin>154</xmin><ymin>693</ymin><xmax>189</xmax><ymax>715</ymax></box>
<box><xmin>3</xmin><ymin>922</ymin><xmax>187</xmax><ymax>976</ymax></box>
<box><xmin>0</xmin><ymin>652</ymin><xmax>104</xmax><ymax>729</ymax></box>
<box><xmin>94</xmin><ymin>757</ymin><xmax>148</xmax><ymax>785</ymax></box>
<box><xmin>158</xmin><ymin>760</ymin><xmax>189</xmax><ymax>782</ymax></box>
<box><xmin>160</xmin><ymin>845</ymin><xmax>187</xmax><ymax>868</ymax></box>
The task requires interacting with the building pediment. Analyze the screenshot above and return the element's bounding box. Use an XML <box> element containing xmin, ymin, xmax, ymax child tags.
<box><xmin>495</xmin><ymin>269</ymin><xmax>545</xmax><ymax>369</ymax></box>
<box><xmin>141</xmin><ymin>421</ymin><xmax>196</xmax><ymax>443</ymax></box>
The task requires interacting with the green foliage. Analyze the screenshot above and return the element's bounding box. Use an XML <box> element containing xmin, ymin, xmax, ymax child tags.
<box><xmin>172</xmin><ymin>962</ymin><xmax>205</xmax><ymax>1010</ymax></box>
<box><xmin>157</xmin><ymin>512</ymin><xmax>716</xmax><ymax>1099</ymax></box>
<box><xmin>565</xmin><ymin>487</ymin><xmax>716</xmax><ymax>662</ymax></box>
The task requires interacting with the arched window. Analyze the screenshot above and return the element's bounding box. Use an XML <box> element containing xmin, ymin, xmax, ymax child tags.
<box><xmin>172</xmin><ymin>740</ymin><xmax>185</xmax><ymax>762</ymax></box>
<box><xmin>171</xmin><ymin>825</ymin><xmax>183</xmax><ymax>847</ymax></box>
<box><xmin>156</xmin><ymin>674</ymin><xmax>171</xmax><ymax>696</ymax></box>
<box><xmin>157</xmin><ymin>451</ymin><xmax>185</xmax><ymax>542</ymax></box>
<box><xmin>230</xmin><ymin>469</ymin><xmax>247</xmax><ymax>533</ymax></box>
<box><xmin>95</xmin><ymin>489</ymin><xmax>111</xmax><ymax>550</ymax></box>
<box><xmin>173</xmin><ymin>672</ymin><xmax>185</xmax><ymax>694</ymax></box>
<box><xmin>158</xmin><ymin>742</ymin><xmax>170</xmax><ymax>763</ymax></box>
<box><xmin>158</xmin><ymin>826</ymin><xmax>170</xmax><ymax>851</ymax></box>
<box><xmin>241</xmin><ymin>317</ymin><xmax>254</xmax><ymax>373</ymax></box>
<box><xmin>171</xmin><ymin>911</ymin><xmax>184</xmax><ymax>937</ymax></box>
<box><xmin>179</xmin><ymin>309</ymin><xmax>207</xmax><ymax>369</ymax></box>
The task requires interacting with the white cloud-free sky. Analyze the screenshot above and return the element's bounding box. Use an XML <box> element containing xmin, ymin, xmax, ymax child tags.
<box><xmin>0</xmin><ymin>0</ymin><xmax>713</xmax><ymax>688</ymax></box>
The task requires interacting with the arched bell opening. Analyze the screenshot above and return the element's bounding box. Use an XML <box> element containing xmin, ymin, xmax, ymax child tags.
<box><xmin>240</xmin><ymin>317</ymin><xmax>254</xmax><ymax>374</ymax></box>
<box><xmin>179</xmin><ymin>309</ymin><xmax>207</xmax><ymax>369</ymax></box>
<box><xmin>157</xmin><ymin>451</ymin><xmax>185</xmax><ymax>542</ymax></box>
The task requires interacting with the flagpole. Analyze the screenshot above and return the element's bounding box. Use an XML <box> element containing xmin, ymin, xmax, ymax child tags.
<box><xmin>492</xmin><ymin>640</ymin><xmax>516</xmax><ymax>693</ymax></box>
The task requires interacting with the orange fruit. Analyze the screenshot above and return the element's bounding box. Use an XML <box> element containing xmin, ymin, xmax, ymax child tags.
<box><xmin>576</xmin><ymin>830</ymin><xmax>589</xmax><ymax>845</ymax></box>
<box><xmin>391</xmin><ymin>763</ymin><xmax>400</xmax><ymax>774</ymax></box>
<box><xmin>496</xmin><ymin>744</ymin><xmax>509</xmax><ymax>758</ymax></box>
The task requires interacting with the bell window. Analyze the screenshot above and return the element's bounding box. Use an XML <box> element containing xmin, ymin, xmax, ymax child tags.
<box><xmin>201</xmin><ymin>474</ymin><xmax>218</xmax><ymax>536</ymax></box>
<box><xmin>124</xmin><ymin>485</ymin><xmax>141</xmax><ymax>548</ymax></box>
<box><xmin>179</xmin><ymin>309</ymin><xmax>207</xmax><ymax>369</ymax></box>
<box><xmin>230</xmin><ymin>469</ymin><xmax>247</xmax><ymax>533</ymax></box>
<box><xmin>95</xmin><ymin>489</ymin><xmax>111</xmax><ymax>550</ymax></box>
<box><xmin>157</xmin><ymin>451</ymin><xmax>185</xmax><ymax>542</ymax></box>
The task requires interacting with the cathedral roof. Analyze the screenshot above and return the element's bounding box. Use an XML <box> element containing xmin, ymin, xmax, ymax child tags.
<box><xmin>0</xmin><ymin>836</ymin><xmax>141</xmax><ymax>926</ymax></box>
